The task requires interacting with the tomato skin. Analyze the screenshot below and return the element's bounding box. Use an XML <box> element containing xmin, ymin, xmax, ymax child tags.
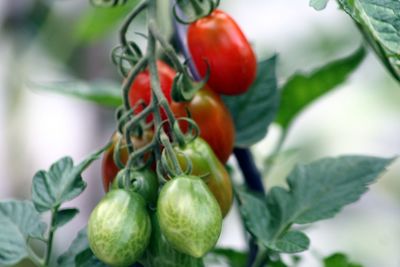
<box><xmin>188</xmin><ymin>9</ymin><xmax>257</xmax><ymax>95</ymax></box>
<box><xmin>171</xmin><ymin>87</ymin><xmax>235</xmax><ymax>163</ymax></box>
<box><xmin>111</xmin><ymin>168</ymin><xmax>159</xmax><ymax>206</ymax></box>
<box><xmin>88</xmin><ymin>189</ymin><xmax>151</xmax><ymax>266</ymax></box>
<box><xmin>157</xmin><ymin>175</ymin><xmax>222</xmax><ymax>258</ymax></box>
<box><xmin>173</xmin><ymin>137</ymin><xmax>233</xmax><ymax>217</ymax></box>
<box><xmin>128</xmin><ymin>61</ymin><xmax>176</xmax><ymax>122</ymax></box>
<box><xmin>101</xmin><ymin>131</ymin><xmax>153</xmax><ymax>192</ymax></box>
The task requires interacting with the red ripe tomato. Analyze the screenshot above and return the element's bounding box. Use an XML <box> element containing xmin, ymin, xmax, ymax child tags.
<box><xmin>102</xmin><ymin>131</ymin><xmax>153</xmax><ymax>192</ymax></box>
<box><xmin>171</xmin><ymin>87</ymin><xmax>235</xmax><ymax>163</ymax></box>
<box><xmin>188</xmin><ymin>10</ymin><xmax>257</xmax><ymax>95</ymax></box>
<box><xmin>128</xmin><ymin>61</ymin><xmax>176</xmax><ymax>122</ymax></box>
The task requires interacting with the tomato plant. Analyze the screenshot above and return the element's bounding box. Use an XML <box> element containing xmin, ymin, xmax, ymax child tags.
<box><xmin>187</xmin><ymin>9</ymin><xmax>257</xmax><ymax>95</ymax></box>
<box><xmin>1</xmin><ymin>1</ymin><xmax>398</xmax><ymax>267</ymax></box>
<box><xmin>171</xmin><ymin>87</ymin><xmax>235</xmax><ymax>163</ymax></box>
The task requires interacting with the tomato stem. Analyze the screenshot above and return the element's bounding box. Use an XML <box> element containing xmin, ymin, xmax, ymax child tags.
<box><xmin>172</xmin><ymin>2</ymin><xmax>202</xmax><ymax>81</ymax></box>
<box><xmin>146</xmin><ymin>0</ymin><xmax>187</xmax><ymax>175</ymax></box>
<box><xmin>251</xmin><ymin>247</ymin><xmax>270</xmax><ymax>267</ymax></box>
<box><xmin>43</xmin><ymin>207</ymin><xmax>58</xmax><ymax>266</ymax></box>
<box><xmin>122</xmin><ymin>56</ymin><xmax>148</xmax><ymax>110</ymax></box>
<box><xmin>188</xmin><ymin>0</ymin><xmax>207</xmax><ymax>17</ymax></box>
<box><xmin>119</xmin><ymin>0</ymin><xmax>148</xmax><ymax>48</ymax></box>
<box><xmin>148</xmin><ymin>21</ymin><xmax>185</xmax><ymax>73</ymax></box>
<box><xmin>234</xmin><ymin>148</ymin><xmax>265</xmax><ymax>194</ymax></box>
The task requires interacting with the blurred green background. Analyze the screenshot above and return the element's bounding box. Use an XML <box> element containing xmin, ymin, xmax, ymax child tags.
<box><xmin>0</xmin><ymin>0</ymin><xmax>399</xmax><ymax>266</ymax></box>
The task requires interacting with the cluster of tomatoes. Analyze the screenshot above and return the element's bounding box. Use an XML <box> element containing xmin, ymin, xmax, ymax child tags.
<box><xmin>88</xmin><ymin>9</ymin><xmax>256</xmax><ymax>266</ymax></box>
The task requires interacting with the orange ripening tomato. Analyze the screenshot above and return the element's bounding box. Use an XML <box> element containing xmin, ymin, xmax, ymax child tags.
<box><xmin>171</xmin><ymin>87</ymin><xmax>235</xmax><ymax>163</ymax></box>
<box><xmin>188</xmin><ymin>9</ymin><xmax>257</xmax><ymax>95</ymax></box>
<box><xmin>128</xmin><ymin>61</ymin><xmax>176</xmax><ymax>122</ymax></box>
<box><xmin>101</xmin><ymin>131</ymin><xmax>153</xmax><ymax>192</ymax></box>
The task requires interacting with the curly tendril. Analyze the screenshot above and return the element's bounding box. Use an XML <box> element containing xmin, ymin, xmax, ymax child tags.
<box><xmin>111</xmin><ymin>42</ymin><xmax>143</xmax><ymax>77</ymax></box>
<box><xmin>172</xmin><ymin>0</ymin><xmax>220</xmax><ymax>24</ymax></box>
<box><xmin>104</xmin><ymin>0</ymin><xmax>206</xmax><ymax>180</ymax></box>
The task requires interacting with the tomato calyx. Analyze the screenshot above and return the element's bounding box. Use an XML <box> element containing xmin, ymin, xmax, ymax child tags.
<box><xmin>112</xmin><ymin>168</ymin><xmax>159</xmax><ymax>206</ymax></box>
<box><xmin>171</xmin><ymin>62</ymin><xmax>209</xmax><ymax>102</ymax></box>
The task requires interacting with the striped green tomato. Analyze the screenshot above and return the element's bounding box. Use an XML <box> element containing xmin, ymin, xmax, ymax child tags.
<box><xmin>157</xmin><ymin>175</ymin><xmax>222</xmax><ymax>258</ymax></box>
<box><xmin>88</xmin><ymin>189</ymin><xmax>151</xmax><ymax>266</ymax></box>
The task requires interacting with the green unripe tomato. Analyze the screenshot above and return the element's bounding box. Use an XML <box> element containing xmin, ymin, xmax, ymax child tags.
<box><xmin>88</xmin><ymin>189</ymin><xmax>151</xmax><ymax>267</ymax></box>
<box><xmin>157</xmin><ymin>175</ymin><xmax>222</xmax><ymax>258</ymax></box>
<box><xmin>174</xmin><ymin>137</ymin><xmax>233</xmax><ymax>217</ymax></box>
<box><xmin>111</xmin><ymin>168</ymin><xmax>159</xmax><ymax>205</ymax></box>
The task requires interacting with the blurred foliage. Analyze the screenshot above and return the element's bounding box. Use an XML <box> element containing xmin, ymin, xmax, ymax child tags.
<box><xmin>276</xmin><ymin>46</ymin><xmax>366</xmax><ymax>129</ymax></box>
<box><xmin>73</xmin><ymin>0</ymin><xmax>140</xmax><ymax>44</ymax></box>
<box><xmin>310</xmin><ymin>0</ymin><xmax>400</xmax><ymax>82</ymax></box>
<box><xmin>29</xmin><ymin>80</ymin><xmax>122</xmax><ymax>107</ymax></box>
<box><xmin>324</xmin><ymin>253</ymin><xmax>363</xmax><ymax>267</ymax></box>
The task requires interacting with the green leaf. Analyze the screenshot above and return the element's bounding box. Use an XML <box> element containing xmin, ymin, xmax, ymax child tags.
<box><xmin>0</xmin><ymin>201</ymin><xmax>47</xmax><ymax>266</ymax></box>
<box><xmin>54</xmin><ymin>208</ymin><xmax>79</xmax><ymax>229</ymax></box>
<box><xmin>357</xmin><ymin>0</ymin><xmax>399</xmax><ymax>55</ymax></box>
<box><xmin>338</xmin><ymin>0</ymin><xmax>400</xmax><ymax>81</ymax></box>
<box><xmin>58</xmin><ymin>227</ymin><xmax>107</xmax><ymax>267</ymax></box>
<box><xmin>237</xmin><ymin>156</ymin><xmax>394</xmax><ymax>253</ymax></box>
<box><xmin>235</xmin><ymin>189</ymin><xmax>272</xmax><ymax>240</ymax></box>
<box><xmin>338</xmin><ymin>0</ymin><xmax>358</xmax><ymax>17</ymax></box>
<box><xmin>310</xmin><ymin>0</ymin><xmax>329</xmax><ymax>10</ymax></box>
<box><xmin>223</xmin><ymin>56</ymin><xmax>279</xmax><ymax>147</ymax></box>
<box><xmin>29</xmin><ymin>80</ymin><xmax>122</xmax><ymax>107</ymax></box>
<box><xmin>209</xmin><ymin>248</ymin><xmax>248</xmax><ymax>267</ymax></box>
<box><xmin>276</xmin><ymin>46</ymin><xmax>366</xmax><ymax>129</ymax></box>
<box><xmin>237</xmin><ymin>189</ymin><xmax>305</xmax><ymax>254</ymax></box>
<box><xmin>284</xmin><ymin>156</ymin><xmax>395</xmax><ymax>224</ymax></box>
<box><xmin>269</xmin><ymin>231</ymin><xmax>310</xmax><ymax>253</ymax></box>
<box><xmin>32</xmin><ymin>148</ymin><xmax>106</xmax><ymax>212</ymax></box>
<box><xmin>324</xmin><ymin>253</ymin><xmax>363</xmax><ymax>267</ymax></box>
<box><xmin>32</xmin><ymin>157</ymin><xmax>85</xmax><ymax>212</ymax></box>
<box><xmin>73</xmin><ymin>0</ymin><xmax>140</xmax><ymax>43</ymax></box>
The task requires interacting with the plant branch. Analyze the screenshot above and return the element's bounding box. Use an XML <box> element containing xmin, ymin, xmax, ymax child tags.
<box><xmin>148</xmin><ymin>21</ymin><xmax>185</xmax><ymax>73</ymax></box>
<box><xmin>252</xmin><ymin>247</ymin><xmax>270</xmax><ymax>267</ymax></box>
<box><xmin>233</xmin><ymin>148</ymin><xmax>266</xmax><ymax>267</ymax></box>
<box><xmin>172</xmin><ymin>0</ymin><xmax>201</xmax><ymax>80</ymax></box>
<box><xmin>119</xmin><ymin>0</ymin><xmax>148</xmax><ymax>47</ymax></box>
<box><xmin>44</xmin><ymin>207</ymin><xmax>58</xmax><ymax>266</ymax></box>
<box><xmin>234</xmin><ymin>148</ymin><xmax>265</xmax><ymax>194</ymax></box>
<box><xmin>122</xmin><ymin>56</ymin><xmax>148</xmax><ymax>110</ymax></box>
